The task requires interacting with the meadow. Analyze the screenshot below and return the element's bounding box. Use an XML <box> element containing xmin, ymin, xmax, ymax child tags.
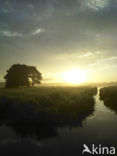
<box><xmin>100</xmin><ymin>86</ymin><xmax>117</xmax><ymax>113</ymax></box>
<box><xmin>0</xmin><ymin>86</ymin><xmax>97</xmax><ymax>139</ymax></box>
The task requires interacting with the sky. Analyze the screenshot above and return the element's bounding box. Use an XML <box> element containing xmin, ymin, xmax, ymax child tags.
<box><xmin>0</xmin><ymin>0</ymin><xmax>117</xmax><ymax>83</ymax></box>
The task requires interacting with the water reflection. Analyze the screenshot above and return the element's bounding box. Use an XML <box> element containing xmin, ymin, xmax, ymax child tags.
<box><xmin>0</xmin><ymin>101</ymin><xmax>95</xmax><ymax>141</ymax></box>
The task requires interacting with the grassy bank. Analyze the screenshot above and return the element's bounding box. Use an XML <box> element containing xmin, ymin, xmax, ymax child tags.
<box><xmin>100</xmin><ymin>86</ymin><xmax>117</xmax><ymax>113</ymax></box>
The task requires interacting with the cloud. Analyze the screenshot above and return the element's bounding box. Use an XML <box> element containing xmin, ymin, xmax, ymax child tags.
<box><xmin>98</xmin><ymin>56</ymin><xmax>117</xmax><ymax>63</ymax></box>
<box><xmin>88</xmin><ymin>55</ymin><xmax>117</xmax><ymax>70</ymax></box>
<box><xmin>0</xmin><ymin>1</ymin><xmax>117</xmax><ymax>64</ymax></box>
<box><xmin>27</xmin><ymin>4</ymin><xmax>34</xmax><ymax>10</ymax></box>
<box><xmin>32</xmin><ymin>28</ymin><xmax>45</xmax><ymax>35</ymax></box>
<box><xmin>0</xmin><ymin>28</ymin><xmax>45</xmax><ymax>38</ymax></box>
<box><xmin>84</xmin><ymin>0</ymin><xmax>109</xmax><ymax>11</ymax></box>
<box><xmin>0</xmin><ymin>30</ymin><xmax>23</xmax><ymax>37</ymax></box>
<box><xmin>1</xmin><ymin>8</ymin><xmax>10</xmax><ymax>14</ymax></box>
<box><xmin>78</xmin><ymin>52</ymin><xmax>93</xmax><ymax>58</ymax></box>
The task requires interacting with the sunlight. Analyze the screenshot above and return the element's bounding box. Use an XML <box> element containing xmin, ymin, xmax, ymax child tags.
<box><xmin>63</xmin><ymin>69</ymin><xmax>86</xmax><ymax>84</ymax></box>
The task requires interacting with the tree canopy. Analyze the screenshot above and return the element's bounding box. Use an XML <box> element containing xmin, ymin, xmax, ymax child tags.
<box><xmin>4</xmin><ymin>64</ymin><xmax>42</xmax><ymax>88</ymax></box>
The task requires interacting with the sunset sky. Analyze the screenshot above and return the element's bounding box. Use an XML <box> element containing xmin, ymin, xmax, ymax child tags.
<box><xmin>0</xmin><ymin>0</ymin><xmax>117</xmax><ymax>83</ymax></box>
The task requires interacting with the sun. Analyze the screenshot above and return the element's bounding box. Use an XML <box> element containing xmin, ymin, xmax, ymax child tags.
<box><xmin>63</xmin><ymin>69</ymin><xmax>86</xmax><ymax>84</ymax></box>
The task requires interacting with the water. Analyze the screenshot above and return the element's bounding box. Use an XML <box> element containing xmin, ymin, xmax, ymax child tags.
<box><xmin>0</xmin><ymin>88</ymin><xmax>117</xmax><ymax>156</ymax></box>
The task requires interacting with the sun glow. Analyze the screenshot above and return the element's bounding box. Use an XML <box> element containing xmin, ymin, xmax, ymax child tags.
<box><xmin>63</xmin><ymin>69</ymin><xmax>86</xmax><ymax>84</ymax></box>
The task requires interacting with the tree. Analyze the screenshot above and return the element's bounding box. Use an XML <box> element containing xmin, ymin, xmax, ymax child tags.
<box><xmin>4</xmin><ymin>64</ymin><xmax>42</xmax><ymax>88</ymax></box>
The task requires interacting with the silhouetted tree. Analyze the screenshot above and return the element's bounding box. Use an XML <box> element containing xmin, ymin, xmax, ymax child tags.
<box><xmin>4</xmin><ymin>64</ymin><xmax>42</xmax><ymax>88</ymax></box>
